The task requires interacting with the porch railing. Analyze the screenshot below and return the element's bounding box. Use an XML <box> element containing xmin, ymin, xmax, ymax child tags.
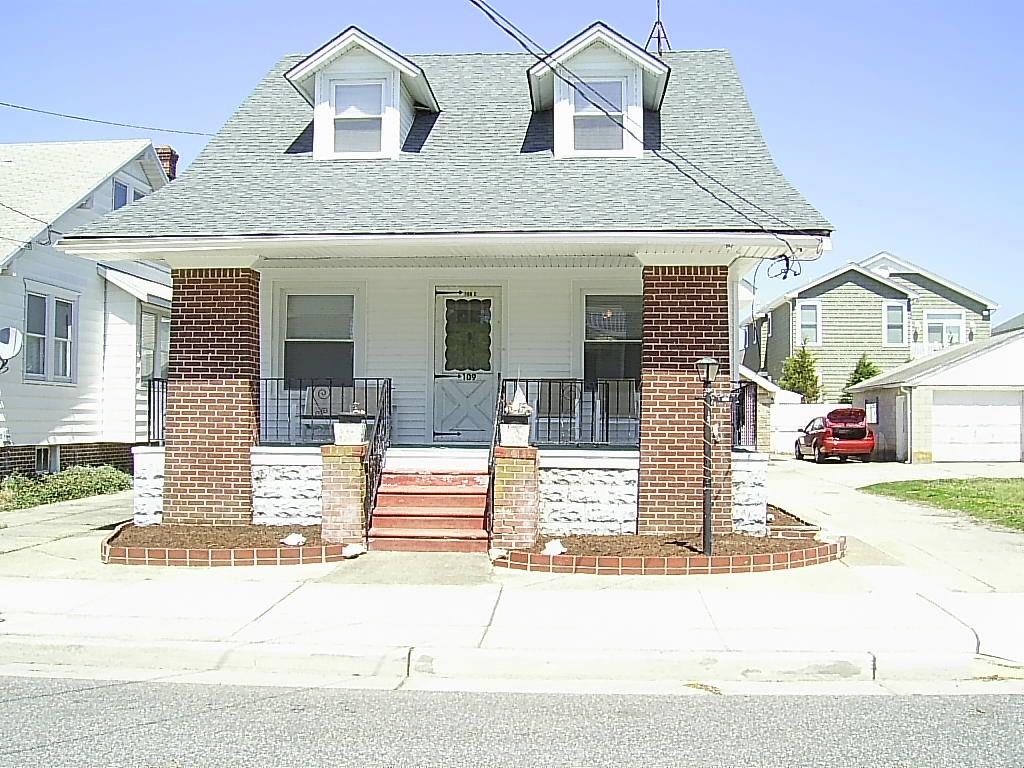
<box><xmin>260</xmin><ymin>378</ymin><xmax>391</xmax><ymax>446</ymax></box>
<box><xmin>363</xmin><ymin>379</ymin><xmax>393</xmax><ymax>541</ymax></box>
<box><xmin>486</xmin><ymin>371</ymin><xmax>503</xmax><ymax>540</ymax></box>
<box><xmin>147</xmin><ymin>378</ymin><xmax>168</xmax><ymax>445</ymax></box>
<box><xmin>500</xmin><ymin>378</ymin><xmax>639</xmax><ymax>447</ymax></box>
<box><xmin>732</xmin><ymin>380</ymin><xmax>758</xmax><ymax>449</ymax></box>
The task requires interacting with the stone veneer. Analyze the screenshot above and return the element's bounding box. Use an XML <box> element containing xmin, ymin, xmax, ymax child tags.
<box><xmin>731</xmin><ymin>450</ymin><xmax>769</xmax><ymax>536</ymax></box>
<box><xmin>132</xmin><ymin>446</ymin><xmax>164</xmax><ymax>526</ymax></box>
<box><xmin>538</xmin><ymin>452</ymin><xmax>639</xmax><ymax>535</ymax></box>
<box><xmin>252</xmin><ymin>448</ymin><xmax>322</xmax><ymax>525</ymax></box>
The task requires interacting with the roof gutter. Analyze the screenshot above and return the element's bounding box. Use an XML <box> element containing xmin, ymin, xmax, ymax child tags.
<box><xmin>58</xmin><ymin>230</ymin><xmax>831</xmax><ymax>262</ymax></box>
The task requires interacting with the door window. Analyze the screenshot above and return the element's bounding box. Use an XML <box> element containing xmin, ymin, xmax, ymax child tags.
<box><xmin>443</xmin><ymin>299</ymin><xmax>492</xmax><ymax>372</ymax></box>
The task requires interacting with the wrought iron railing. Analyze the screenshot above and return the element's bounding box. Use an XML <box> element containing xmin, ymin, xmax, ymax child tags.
<box><xmin>486</xmin><ymin>372</ymin><xmax>504</xmax><ymax>541</ymax></box>
<box><xmin>259</xmin><ymin>378</ymin><xmax>391</xmax><ymax>446</ymax></box>
<box><xmin>147</xmin><ymin>378</ymin><xmax>168</xmax><ymax>445</ymax></box>
<box><xmin>363</xmin><ymin>379</ymin><xmax>393</xmax><ymax>541</ymax></box>
<box><xmin>500</xmin><ymin>378</ymin><xmax>640</xmax><ymax>447</ymax></box>
<box><xmin>732</xmin><ymin>380</ymin><xmax>758</xmax><ymax>449</ymax></box>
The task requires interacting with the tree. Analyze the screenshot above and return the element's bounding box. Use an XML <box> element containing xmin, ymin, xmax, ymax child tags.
<box><xmin>839</xmin><ymin>353</ymin><xmax>882</xmax><ymax>403</ymax></box>
<box><xmin>779</xmin><ymin>346</ymin><xmax>821</xmax><ymax>403</ymax></box>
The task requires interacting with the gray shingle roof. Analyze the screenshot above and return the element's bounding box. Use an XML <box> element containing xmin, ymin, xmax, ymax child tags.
<box><xmin>67</xmin><ymin>51</ymin><xmax>831</xmax><ymax>240</ymax></box>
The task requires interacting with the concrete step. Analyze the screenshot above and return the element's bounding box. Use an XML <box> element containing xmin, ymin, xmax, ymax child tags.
<box><xmin>371</xmin><ymin>512</ymin><xmax>486</xmax><ymax>530</ymax></box>
<box><xmin>367</xmin><ymin>529</ymin><xmax>490</xmax><ymax>553</ymax></box>
<box><xmin>375</xmin><ymin>490</ymin><xmax>486</xmax><ymax>510</ymax></box>
<box><xmin>380</xmin><ymin>472</ymin><xmax>488</xmax><ymax>489</ymax></box>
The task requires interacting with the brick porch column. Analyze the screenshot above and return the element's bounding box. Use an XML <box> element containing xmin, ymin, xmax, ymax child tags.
<box><xmin>638</xmin><ymin>266</ymin><xmax>733</xmax><ymax>535</ymax></box>
<box><xmin>320</xmin><ymin>444</ymin><xmax>367</xmax><ymax>544</ymax></box>
<box><xmin>162</xmin><ymin>268</ymin><xmax>260</xmax><ymax>526</ymax></box>
<box><xmin>490</xmin><ymin>446</ymin><xmax>540</xmax><ymax>550</ymax></box>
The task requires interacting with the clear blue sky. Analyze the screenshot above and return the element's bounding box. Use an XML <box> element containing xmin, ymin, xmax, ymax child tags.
<box><xmin>2</xmin><ymin>1</ymin><xmax>1021</xmax><ymax>320</ymax></box>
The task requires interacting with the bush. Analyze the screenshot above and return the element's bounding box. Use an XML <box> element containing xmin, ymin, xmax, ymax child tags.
<box><xmin>779</xmin><ymin>346</ymin><xmax>822</xmax><ymax>403</ymax></box>
<box><xmin>840</xmin><ymin>354</ymin><xmax>883</xmax><ymax>404</ymax></box>
<box><xmin>0</xmin><ymin>465</ymin><xmax>132</xmax><ymax>511</ymax></box>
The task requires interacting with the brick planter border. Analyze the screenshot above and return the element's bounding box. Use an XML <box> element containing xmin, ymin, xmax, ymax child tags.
<box><xmin>493</xmin><ymin>536</ymin><xmax>845</xmax><ymax>575</ymax></box>
<box><xmin>100</xmin><ymin>523</ymin><xmax>348</xmax><ymax>567</ymax></box>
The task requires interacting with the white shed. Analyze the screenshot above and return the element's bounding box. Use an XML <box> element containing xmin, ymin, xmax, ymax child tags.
<box><xmin>849</xmin><ymin>330</ymin><xmax>1024</xmax><ymax>463</ymax></box>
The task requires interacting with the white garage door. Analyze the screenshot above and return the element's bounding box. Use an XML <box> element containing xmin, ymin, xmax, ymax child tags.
<box><xmin>932</xmin><ymin>389</ymin><xmax>1023</xmax><ymax>462</ymax></box>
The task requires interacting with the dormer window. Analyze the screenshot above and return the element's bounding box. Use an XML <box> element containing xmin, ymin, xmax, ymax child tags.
<box><xmin>285</xmin><ymin>27</ymin><xmax>439</xmax><ymax>162</ymax></box>
<box><xmin>527</xmin><ymin>22</ymin><xmax>670</xmax><ymax>160</ymax></box>
<box><xmin>333</xmin><ymin>81</ymin><xmax>385</xmax><ymax>153</ymax></box>
<box><xmin>573</xmin><ymin>80</ymin><xmax>625</xmax><ymax>152</ymax></box>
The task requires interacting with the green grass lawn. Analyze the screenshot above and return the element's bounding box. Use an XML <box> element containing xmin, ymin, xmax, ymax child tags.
<box><xmin>861</xmin><ymin>478</ymin><xmax>1024</xmax><ymax>531</ymax></box>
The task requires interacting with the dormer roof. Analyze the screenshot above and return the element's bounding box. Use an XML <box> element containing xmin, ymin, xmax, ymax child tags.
<box><xmin>859</xmin><ymin>251</ymin><xmax>998</xmax><ymax>310</ymax></box>
<box><xmin>284</xmin><ymin>26</ymin><xmax>439</xmax><ymax>111</ymax></box>
<box><xmin>527</xmin><ymin>22</ymin><xmax>671</xmax><ymax>111</ymax></box>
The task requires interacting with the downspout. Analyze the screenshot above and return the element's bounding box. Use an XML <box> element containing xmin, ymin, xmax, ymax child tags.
<box><xmin>900</xmin><ymin>386</ymin><xmax>913</xmax><ymax>463</ymax></box>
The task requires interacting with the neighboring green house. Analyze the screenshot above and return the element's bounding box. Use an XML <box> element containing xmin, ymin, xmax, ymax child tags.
<box><xmin>741</xmin><ymin>252</ymin><xmax>999</xmax><ymax>402</ymax></box>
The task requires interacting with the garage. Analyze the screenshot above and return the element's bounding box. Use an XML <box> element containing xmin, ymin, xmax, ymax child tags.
<box><xmin>932</xmin><ymin>389</ymin><xmax>1023</xmax><ymax>462</ymax></box>
<box><xmin>850</xmin><ymin>329</ymin><xmax>1024</xmax><ymax>463</ymax></box>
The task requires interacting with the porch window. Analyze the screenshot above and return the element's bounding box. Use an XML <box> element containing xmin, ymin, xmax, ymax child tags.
<box><xmin>140</xmin><ymin>309</ymin><xmax>170</xmax><ymax>379</ymax></box>
<box><xmin>573</xmin><ymin>80</ymin><xmax>625</xmax><ymax>152</ymax></box>
<box><xmin>333</xmin><ymin>82</ymin><xmax>384</xmax><ymax>154</ymax></box>
<box><xmin>926</xmin><ymin>312</ymin><xmax>964</xmax><ymax>346</ymax></box>
<box><xmin>583</xmin><ymin>295</ymin><xmax>641</xmax><ymax>382</ymax></box>
<box><xmin>284</xmin><ymin>294</ymin><xmax>355</xmax><ymax>386</ymax></box>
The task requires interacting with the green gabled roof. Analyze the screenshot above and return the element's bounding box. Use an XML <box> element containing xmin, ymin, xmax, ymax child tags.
<box><xmin>66</xmin><ymin>50</ymin><xmax>831</xmax><ymax>240</ymax></box>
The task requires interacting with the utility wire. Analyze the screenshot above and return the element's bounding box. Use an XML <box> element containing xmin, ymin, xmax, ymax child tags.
<box><xmin>0</xmin><ymin>199</ymin><xmax>50</xmax><ymax>227</ymax></box>
<box><xmin>465</xmin><ymin>0</ymin><xmax>825</xmax><ymax>271</ymax></box>
<box><xmin>0</xmin><ymin>100</ymin><xmax>215</xmax><ymax>137</ymax></box>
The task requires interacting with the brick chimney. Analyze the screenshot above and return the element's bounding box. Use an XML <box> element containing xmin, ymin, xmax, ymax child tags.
<box><xmin>155</xmin><ymin>145</ymin><xmax>179</xmax><ymax>181</ymax></box>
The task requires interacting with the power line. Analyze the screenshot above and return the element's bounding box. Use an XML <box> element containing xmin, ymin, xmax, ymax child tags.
<box><xmin>0</xmin><ymin>199</ymin><xmax>50</xmax><ymax>227</ymax></box>
<box><xmin>0</xmin><ymin>100</ymin><xmax>215</xmax><ymax>137</ymax></box>
<box><xmin>465</xmin><ymin>0</ymin><xmax>825</xmax><ymax>268</ymax></box>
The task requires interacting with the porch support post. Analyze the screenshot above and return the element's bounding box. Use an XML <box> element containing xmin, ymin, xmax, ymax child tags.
<box><xmin>162</xmin><ymin>268</ymin><xmax>260</xmax><ymax>526</ymax></box>
<box><xmin>490</xmin><ymin>446</ymin><xmax>540</xmax><ymax>550</ymax></box>
<box><xmin>638</xmin><ymin>266</ymin><xmax>733</xmax><ymax>535</ymax></box>
<box><xmin>320</xmin><ymin>444</ymin><xmax>368</xmax><ymax>544</ymax></box>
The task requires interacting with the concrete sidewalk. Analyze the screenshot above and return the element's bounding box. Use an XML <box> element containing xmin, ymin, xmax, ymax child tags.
<box><xmin>0</xmin><ymin>486</ymin><xmax>1022</xmax><ymax>690</ymax></box>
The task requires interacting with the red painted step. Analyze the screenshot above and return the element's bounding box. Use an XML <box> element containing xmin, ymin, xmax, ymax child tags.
<box><xmin>372</xmin><ymin>511</ymin><xmax>486</xmax><ymax>530</ymax></box>
<box><xmin>375</xmin><ymin>490</ymin><xmax>486</xmax><ymax>510</ymax></box>
<box><xmin>367</xmin><ymin>536</ymin><xmax>490</xmax><ymax>553</ymax></box>
<box><xmin>380</xmin><ymin>472</ymin><xmax>488</xmax><ymax>489</ymax></box>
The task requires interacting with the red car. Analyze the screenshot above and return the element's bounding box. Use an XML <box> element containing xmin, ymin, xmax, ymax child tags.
<box><xmin>795</xmin><ymin>408</ymin><xmax>875</xmax><ymax>463</ymax></box>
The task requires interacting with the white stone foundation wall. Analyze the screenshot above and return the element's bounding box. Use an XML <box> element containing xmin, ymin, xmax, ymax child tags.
<box><xmin>732</xmin><ymin>449</ymin><xmax>769</xmax><ymax>536</ymax></box>
<box><xmin>538</xmin><ymin>452</ymin><xmax>639</xmax><ymax>535</ymax></box>
<box><xmin>252</xmin><ymin>448</ymin><xmax>323</xmax><ymax>525</ymax></box>
<box><xmin>132</xmin><ymin>446</ymin><xmax>164</xmax><ymax>526</ymax></box>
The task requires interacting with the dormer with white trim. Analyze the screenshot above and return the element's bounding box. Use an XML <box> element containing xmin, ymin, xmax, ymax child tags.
<box><xmin>285</xmin><ymin>27</ymin><xmax>439</xmax><ymax>160</ymax></box>
<box><xmin>527</xmin><ymin>22</ymin><xmax>670</xmax><ymax>159</ymax></box>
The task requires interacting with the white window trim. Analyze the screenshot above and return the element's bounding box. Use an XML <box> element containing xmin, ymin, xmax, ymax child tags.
<box><xmin>569</xmin><ymin>280</ymin><xmax>644</xmax><ymax>377</ymax></box>
<box><xmin>570</xmin><ymin>77</ymin><xmax>628</xmax><ymax>157</ymax></box>
<box><xmin>314</xmin><ymin>68</ymin><xmax>400</xmax><ymax>160</ymax></box>
<box><xmin>328</xmin><ymin>78</ymin><xmax>386</xmax><ymax>158</ymax></box>
<box><xmin>35</xmin><ymin>445</ymin><xmax>60</xmax><ymax>474</ymax></box>
<box><xmin>140</xmin><ymin>306</ymin><xmax>171</xmax><ymax>381</ymax></box>
<box><xmin>23</xmin><ymin>280</ymin><xmax>79</xmax><ymax>385</ymax></box>
<box><xmin>112</xmin><ymin>175</ymin><xmax>148</xmax><ymax>210</ymax></box>
<box><xmin>924</xmin><ymin>310</ymin><xmax>966</xmax><ymax>347</ymax></box>
<box><xmin>554</xmin><ymin>64</ymin><xmax>644</xmax><ymax>159</ymax></box>
<box><xmin>741</xmin><ymin>326</ymin><xmax>749</xmax><ymax>349</ymax></box>
<box><xmin>581</xmin><ymin>292</ymin><xmax>642</xmax><ymax>383</ymax></box>
<box><xmin>270</xmin><ymin>284</ymin><xmax>366</xmax><ymax>379</ymax></box>
<box><xmin>796</xmin><ymin>300</ymin><xmax>823</xmax><ymax>347</ymax></box>
<box><xmin>765</xmin><ymin>314</ymin><xmax>773</xmax><ymax>338</ymax></box>
<box><xmin>883</xmin><ymin>300</ymin><xmax>909</xmax><ymax>346</ymax></box>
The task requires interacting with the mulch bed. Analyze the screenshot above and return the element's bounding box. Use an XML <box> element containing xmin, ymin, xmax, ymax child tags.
<box><xmin>109</xmin><ymin>524</ymin><xmax>324</xmax><ymax>549</ymax></box>
<box><xmin>531</xmin><ymin>504</ymin><xmax>820</xmax><ymax>558</ymax></box>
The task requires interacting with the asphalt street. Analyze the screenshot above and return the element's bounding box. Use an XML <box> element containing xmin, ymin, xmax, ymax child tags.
<box><xmin>0</xmin><ymin>676</ymin><xmax>1022</xmax><ymax>767</ymax></box>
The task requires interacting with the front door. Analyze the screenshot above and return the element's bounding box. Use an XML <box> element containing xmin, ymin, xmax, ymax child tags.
<box><xmin>432</xmin><ymin>287</ymin><xmax>500</xmax><ymax>443</ymax></box>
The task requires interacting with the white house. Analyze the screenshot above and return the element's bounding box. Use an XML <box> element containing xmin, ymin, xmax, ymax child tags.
<box><xmin>849</xmin><ymin>329</ymin><xmax>1024</xmax><ymax>463</ymax></box>
<box><xmin>0</xmin><ymin>140</ymin><xmax>175</xmax><ymax>476</ymax></box>
<box><xmin>60</xmin><ymin>24</ymin><xmax>832</xmax><ymax>551</ymax></box>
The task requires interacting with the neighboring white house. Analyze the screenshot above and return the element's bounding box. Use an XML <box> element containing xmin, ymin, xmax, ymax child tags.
<box><xmin>849</xmin><ymin>329</ymin><xmax>1024</xmax><ymax>463</ymax></box>
<box><xmin>994</xmin><ymin>311</ymin><xmax>1024</xmax><ymax>335</ymax></box>
<box><xmin>0</xmin><ymin>140</ymin><xmax>175</xmax><ymax>476</ymax></box>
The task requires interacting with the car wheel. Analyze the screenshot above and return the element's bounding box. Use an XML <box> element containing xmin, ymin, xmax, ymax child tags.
<box><xmin>814</xmin><ymin>444</ymin><xmax>826</xmax><ymax>464</ymax></box>
<box><xmin>794</xmin><ymin>441</ymin><xmax>804</xmax><ymax>460</ymax></box>
<box><xmin>839</xmin><ymin>456</ymin><xmax>848</xmax><ymax>463</ymax></box>
<box><xmin>860</xmin><ymin>454</ymin><xmax>871</xmax><ymax>463</ymax></box>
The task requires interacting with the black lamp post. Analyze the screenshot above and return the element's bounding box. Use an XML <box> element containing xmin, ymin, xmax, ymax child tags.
<box><xmin>695</xmin><ymin>356</ymin><xmax>720</xmax><ymax>556</ymax></box>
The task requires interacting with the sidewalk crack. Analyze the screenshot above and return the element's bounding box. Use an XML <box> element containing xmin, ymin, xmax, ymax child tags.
<box><xmin>226</xmin><ymin>582</ymin><xmax>305</xmax><ymax>640</ymax></box>
<box><xmin>476</xmin><ymin>584</ymin><xmax>504</xmax><ymax>648</ymax></box>
<box><xmin>918</xmin><ymin>592</ymin><xmax>982</xmax><ymax>655</ymax></box>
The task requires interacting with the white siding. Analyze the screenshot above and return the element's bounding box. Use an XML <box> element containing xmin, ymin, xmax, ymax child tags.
<box><xmin>259</xmin><ymin>265</ymin><xmax>641</xmax><ymax>445</ymax></box>
<box><xmin>399</xmin><ymin>81</ymin><xmax>415</xmax><ymax>146</ymax></box>
<box><xmin>0</xmin><ymin>156</ymin><xmax>156</xmax><ymax>447</ymax></box>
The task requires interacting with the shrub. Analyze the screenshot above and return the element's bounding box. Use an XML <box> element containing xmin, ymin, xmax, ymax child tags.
<box><xmin>779</xmin><ymin>346</ymin><xmax>821</xmax><ymax>403</ymax></box>
<box><xmin>0</xmin><ymin>465</ymin><xmax>132</xmax><ymax>511</ymax></box>
<box><xmin>840</xmin><ymin>354</ymin><xmax>883</xmax><ymax>403</ymax></box>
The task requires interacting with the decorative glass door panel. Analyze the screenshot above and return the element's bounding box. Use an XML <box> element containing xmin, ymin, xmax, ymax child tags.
<box><xmin>433</xmin><ymin>288</ymin><xmax>500</xmax><ymax>442</ymax></box>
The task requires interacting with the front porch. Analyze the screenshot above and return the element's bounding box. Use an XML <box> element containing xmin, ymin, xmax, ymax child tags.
<box><xmin>134</xmin><ymin>257</ymin><xmax>771</xmax><ymax>550</ymax></box>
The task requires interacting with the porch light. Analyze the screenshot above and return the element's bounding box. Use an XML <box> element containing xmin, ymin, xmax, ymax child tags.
<box><xmin>695</xmin><ymin>357</ymin><xmax>720</xmax><ymax>385</ymax></box>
